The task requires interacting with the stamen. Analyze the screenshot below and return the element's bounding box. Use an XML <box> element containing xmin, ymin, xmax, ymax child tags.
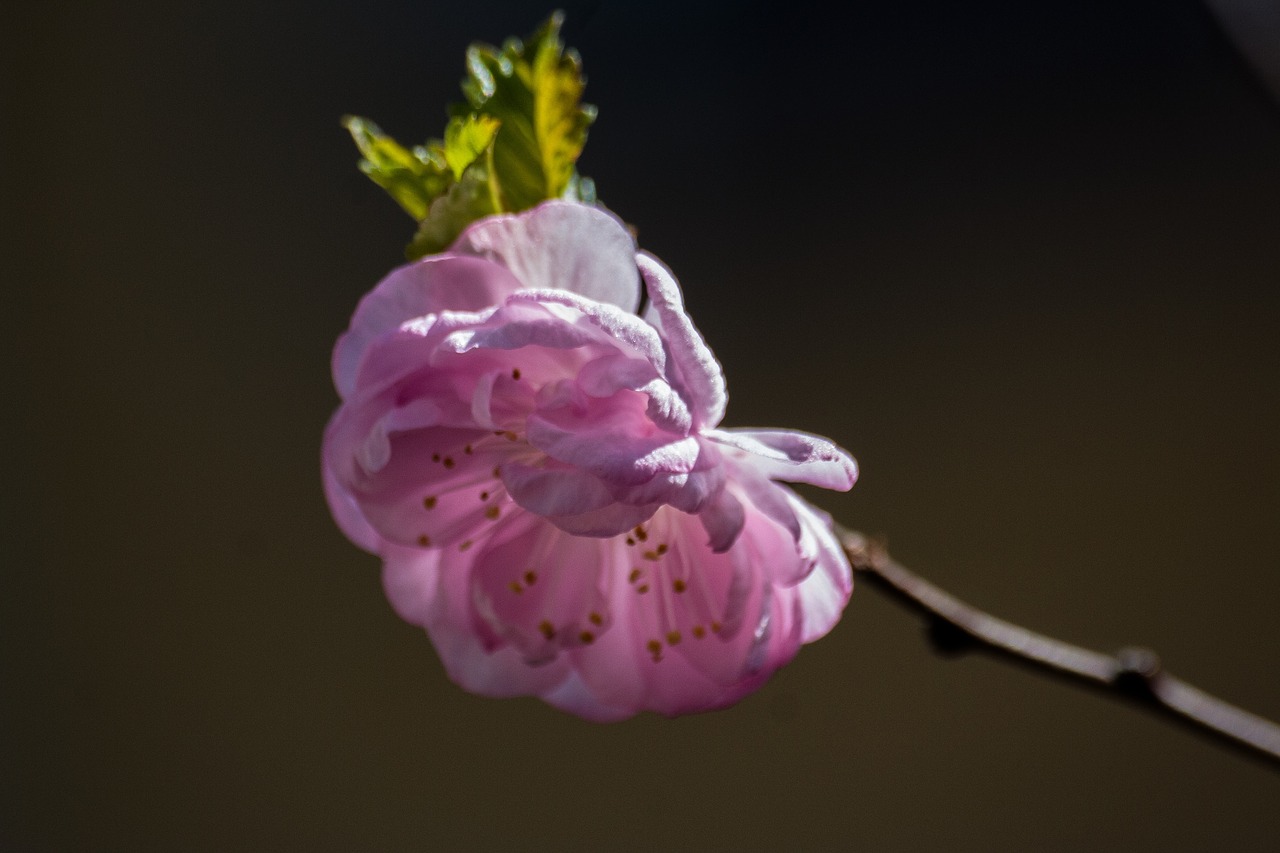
<box><xmin>417</xmin><ymin>534</ymin><xmax>432</xmax><ymax>547</ymax></box>
<box><xmin>508</xmin><ymin>581</ymin><xmax>523</xmax><ymax>594</ymax></box>
<box><xmin>628</xmin><ymin>568</ymin><xmax>642</xmax><ymax>584</ymax></box>
<box><xmin>511</xmin><ymin>368</ymin><xmax>521</xmax><ymax>380</ymax></box>
<box><xmin>524</xmin><ymin>571</ymin><xmax>538</xmax><ymax>585</ymax></box>
<box><xmin>588</xmin><ymin>612</ymin><xmax>603</xmax><ymax>626</ymax></box>
<box><xmin>539</xmin><ymin>621</ymin><xmax>555</xmax><ymax>640</ymax></box>
<box><xmin>579</xmin><ymin>631</ymin><xmax>595</xmax><ymax>644</ymax></box>
<box><xmin>485</xmin><ymin>505</ymin><xmax>500</xmax><ymax>520</ymax></box>
<box><xmin>423</xmin><ymin>496</ymin><xmax>437</xmax><ymax>510</ymax></box>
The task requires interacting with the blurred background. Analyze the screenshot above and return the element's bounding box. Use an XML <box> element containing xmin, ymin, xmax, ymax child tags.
<box><xmin>4</xmin><ymin>0</ymin><xmax>1279</xmax><ymax>849</ymax></box>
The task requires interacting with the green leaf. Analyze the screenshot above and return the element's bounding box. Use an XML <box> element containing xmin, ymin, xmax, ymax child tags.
<box><xmin>346</xmin><ymin>13</ymin><xmax>599</xmax><ymax>258</ymax></box>
<box><xmin>343</xmin><ymin>116</ymin><xmax>451</xmax><ymax>221</ymax></box>
<box><xmin>405</xmin><ymin>157</ymin><xmax>500</xmax><ymax>260</ymax></box>
<box><xmin>443</xmin><ymin>114</ymin><xmax>501</xmax><ymax>180</ymax></box>
<box><xmin>459</xmin><ymin>12</ymin><xmax>595</xmax><ymax>211</ymax></box>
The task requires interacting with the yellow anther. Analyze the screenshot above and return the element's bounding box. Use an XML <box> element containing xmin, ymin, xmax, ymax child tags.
<box><xmin>588</xmin><ymin>612</ymin><xmax>603</xmax><ymax>626</ymax></box>
<box><xmin>710</xmin><ymin>621</ymin><xmax>722</xmax><ymax>634</ymax></box>
<box><xmin>443</xmin><ymin>456</ymin><xmax>455</xmax><ymax>469</ymax></box>
<box><xmin>672</xmin><ymin>579</ymin><xmax>687</xmax><ymax>593</ymax></box>
<box><xmin>634</xmin><ymin>526</ymin><xmax>648</xmax><ymax>542</ymax></box>
<box><xmin>646</xmin><ymin>639</ymin><xmax>663</xmax><ymax>659</ymax></box>
<box><xmin>485</xmin><ymin>505</ymin><xmax>500</xmax><ymax>520</ymax></box>
<box><xmin>539</xmin><ymin>621</ymin><xmax>555</xmax><ymax>640</ymax></box>
<box><xmin>579</xmin><ymin>631</ymin><xmax>595</xmax><ymax>644</ymax></box>
<box><xmin>692</xmin><ymin>625</ymin><xmax>706</xmax><ymax>639</ymax></box>
<box><xmin>666</xmin><ymin>630</ymin><xmax>682</xmax><ymax>646</ymax></box>
<box><xmin>636</xmin><ymin>584</ymin><xmax>650</xmax><ymax>594</ymax></box>
<box><xmin>417</xmin><ymin>534</ymin><xmax>432</xmax><ymax>547</ymax></box>
<box><xmin>508</xmin><ymin>581</ymin><xmax>523</xmax><ymax>594</ymax></box>
<box><xmin>642</xmin><ymin>550</ymin><xmax>660</xmax><ymax>561</ymax></box>
<box><xmin>423</xmin><ymin>496</ymin><xmax>437</xmax><ymax>510</ymax></box>
<box><xmin>656</xmin><ymin>543</ymin><xmax>668</xmax><ymax>555</ymax></box>
<box><xmin>459</xmin><ymin>540</ymin><xmax>473</xmax><ymax>552</ymax></box>
<box><xmin>524</xmin><ymin>571</ymin><xmax>538</xmax><ymax>585</ymax></box>
<box><xmin>628</xmin><ymin>568</ymin><xmax>642</xmax><ymax>584</ymax></box>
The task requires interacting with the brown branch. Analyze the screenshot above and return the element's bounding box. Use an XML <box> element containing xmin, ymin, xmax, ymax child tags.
<box><xmin>836</xmin><ymin>526</ymin><xmax>1280</xmax><ymax>770</ymax></box>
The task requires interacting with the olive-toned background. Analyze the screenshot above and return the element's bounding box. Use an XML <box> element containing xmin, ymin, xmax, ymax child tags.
<box><xmin>4</xmin><ymin>1</ymin><xmax>1279</xmax><ymax>850</ymax></box>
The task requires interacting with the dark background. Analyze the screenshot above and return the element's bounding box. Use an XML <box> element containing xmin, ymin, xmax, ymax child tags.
<box><xmin>5</xmin><ymin>0</ymin><xmax>1280</xmax><ymax>849</ymax></box>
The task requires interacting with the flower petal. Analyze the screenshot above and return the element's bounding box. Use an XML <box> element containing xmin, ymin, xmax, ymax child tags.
<box><xmin>709</xmin><ymin>428</ymin><xmax>857</xmax><ymax>491</ymax></box>
<box><xmin>322</xmin><ymin>453</ymin><xmax>382</xmax><ymax>554</ymax></box>
<box><xmin>452</xmin><ymin>201</ymin><xmax>642</xmax><ymax>312</ymax></box>
<box><xmin>784</xmin><ymin>493</ymin><xmax>853</xmax><ymax>643</ymax></box>
<box><xmin>637</xmin><ymin>253</ymin><xmax>727</xmax><ymax>429</ymax></box>
<box><xmin>500</xmin><ymin>461</ymin><xmax>617</xmax><ymax>518</ymax></box>
<box><xmin>698</xmin><ymin>487</ymin><xmax>746</xmax><ymax>553</ymax></box>
<box><xmin>470</xmin><ymin>518</ymin><xmax>614</xmax><ymax>662</ymax></box>
<box><xmin>334</xmin><ymin>256</ymin><xmax>523</xmax><ymax>398</ymax></box>
<box><xmin>526</xmin><ymin>391</ymin><xmax>700</xmax><ymax>486</ymax></box>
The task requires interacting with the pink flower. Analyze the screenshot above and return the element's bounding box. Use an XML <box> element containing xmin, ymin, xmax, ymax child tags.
<box><xmin>323</xmin><ymin>201</ymin><xmax>857</xmax><ymax>720</ymax></box>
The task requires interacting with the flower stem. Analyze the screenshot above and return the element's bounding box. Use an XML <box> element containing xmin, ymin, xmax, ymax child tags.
<box><xmin>835</xmin><ymin>526</ymin><xmax>1280</xmax><ymax>770</ymax></box>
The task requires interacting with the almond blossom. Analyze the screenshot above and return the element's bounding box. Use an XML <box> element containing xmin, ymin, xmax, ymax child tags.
<box><xmin>323</xmin><ymin>201</ymin><xmax>857</xmax><ymax>720</ymax></box>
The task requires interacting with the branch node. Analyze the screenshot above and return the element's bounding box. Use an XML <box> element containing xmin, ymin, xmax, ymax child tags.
<box><xmin>1112</xmin><ymin>646</ymin><xmax>1163</xmax><ymax>701</ymax></box>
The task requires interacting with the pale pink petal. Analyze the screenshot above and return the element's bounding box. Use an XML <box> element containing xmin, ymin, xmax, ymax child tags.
<box><xmin>510</xmin><ymin>290</ymin><xmax>667</xmax><ymax>373</ymax></box>
<box><xmin>509</xmin><ymin>288</ymin><xmax>693</xmax><ymax>435</ymax></box>
<box><xmin>452</xmin><ymin>201</ymin><xmax>641</xmax><ymax>312</ymax></box>
<box><xmin>545</xmin><ymin>501</ymin><xmax>660</xmax><ymax>538</ymax></box>
<box><xmin>333</xmin><ymin>256</ymin><xmax>523</xmax><ymax>398</ymax></box>
<box><xmin>728</xmin><ymin>463</ymin><xmax>802</xmax><ymax>545</ymax></box>
<box><xmin>346</xmin><ymin>426</ymin><xmax>511</xmax><ymax>548</ymax></box>
<box><xmin>322</xmin><ymin>453</ymin><xmax>382</xmax><ymax>554</ymax></box>
<box><xmin>526</xmin><ymin>391</ymin><xmax>700</xmax><ymax>486</ymax></box>
<box><xmin>380</xmin><ymin>542</ymin><xmax>443</xmax><ymax>624</ymax></box>
<box><xmin>785</xmin><ymin>492</ymin><xmax>854</xmax><ymax>643</ymax></box>
<box><xmin>469</xmin><ymin>519</ymin><xmax>612</xmax><ymax>663</ymax></box>
<box><xmin>500</xmin><ymin>461</ymin><xmax>616</xmax><ymax>518</ymax></box>
<box><xmin>541</xmin><ymin>671</ymin><xmax>634</xmax><ymax>722</ymax></box>
<box><xmin>637</xmin><ymin>253</ymin><xmax>727</xmax><ymax>429</ymax></box>
<box><xmin>698</xmin><ymin>487</ymin><xmax>746</xmax><ymax>553</ymax></box>
<box><xmin>709</xmin><ymin>428</ymin><xmax>857</xmax><ymax>490</ymax></box>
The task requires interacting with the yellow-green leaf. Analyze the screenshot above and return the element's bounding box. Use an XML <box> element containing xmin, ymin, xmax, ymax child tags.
<box><xmin>443</xmin><ymin>114</ymin><xmax>501</xmax><ymax>180</ymax></box>
<box><xmin>459</xmin><ymin>12</ymin><xmax>595</xmax><ymax>211</ymax></box>
<box><xmin>343</xmin><ymin>116</ymin><xmax>451</xmax><ymax>221</ymax></box>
